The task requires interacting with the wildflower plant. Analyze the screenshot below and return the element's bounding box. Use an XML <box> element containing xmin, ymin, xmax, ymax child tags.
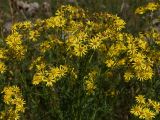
<box><xmin>0</xmin><ymin>2</ymin><xmax>160</xmax><ymax>119</ymax></box>
<box><xmin>0</xmin><ymin>86</ymin><xmax>25</xmax><ymax>120</ymax></box>
<box><xmin>131</xmin><ymin>95</ymin><xmax>160</xmax><ymax>120</ymax></box>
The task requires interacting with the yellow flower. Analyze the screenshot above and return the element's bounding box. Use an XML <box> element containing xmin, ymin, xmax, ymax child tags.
<box><xmin>32</xmin><ymin>71</ymin><xmax>47</xmax><ymax>85</ymax></box>
<box><xmin>136</xmin><ymin>36</ymin><xmax>148</xmax><ymax>50</ymax></box>
<box><xmin>5</xmin><ymin>32</ymin><xmax>26</xmax><ymax>60</ymax></box>
<box><xmin>146</xmin><ymin>2</ymin><xmax>159</xmax><ymax>11</ymax></box>
<box><xmin>135</xmin><ymin>2</ymin><xmax>159</xmax><ymax>15</ymax></box>
<box><xmin>127</xmin><ymin>43</ymin><xmax>137</xmax><ymax>55</ymax></box>
<box><xmin>49</xmin><ymin>65</ymin><xmax>68</xmax><ymax>79</ymax></box>
<box><xmin>131</xmin><ymin>53</ymin><xmax>147</xmax><ymax>71</ymax></box>
<box><xmin>36</xmin><ymin>62</ymin><xmax>46</xmax><ymax>71</ymax></box>
<box><xmin>29</xmin><ymin>30</ymin><xmax>40</xmax><ymax>42</ymax></box>
<box><xmin>107</xmin><ymin>42</ymin><xmax>126</xmax><ymax>57</ymax></box>
<box><xmin>14</xmin><ymin>98</ymin><xmax>26</xmax><ymax>112</ymax></box>
<box><xmin>5</xmin><ymin>32</ymin><xmax>22</xmax><ymax>48</ymax></box>
<box><xmin>130</xmin><ymin>105</ymin><xmax>143</xmax><ymax>116</ymax></box>
<box><xmin>33</xmin><ymin>65</ymin><xmax>68</xmax><ymax>87</ymax></box>
<box><xmin>14</xmin><ymin>45</ymin><xmax>26</xmax><ymax>60</ymax></box>
<box><xmin>40</xmin><ymin>41</ymin><xmax>53</xmax><ymax>53</ymax></box>
<box><xmin>73</xmin><ymin>44</ymin><xmax>88</xmax><ymax>57</ymax></box>
<box><xmin>136</xmin><ymin>69</ymin><xmax>153</xmax><ymax>81</ymax></box>
<box><xmin>44</xmin><ymin>78</ymin><xmax>55</xmax><ymax>87</ymax></box>
<box><xmin>149</xmin><ymin>100</ymin><xmax>160</xmax><ymax>113</ymax></box>
<box><xmin>141</xmin><ymin>108</ymin><xmax>156</xmax><ymax>120</ymax></box>
<box><xmin>89</xmin><ymin>37</ymin><xmax>102</xmax><ymax>50</ymax></box>
<box><xmin>117</xmin><ymin>58</ymin><xmax>126</xmax><ymax>66</ymax></box>
<box><xmin>132</xmin><ymin>61</ymin><xmax>146</xmax><ymax>70</ymax></box>
<box><xmin>11</xmin><ymin>21</ymin><xmax>32</xmax><ymax>32</ymax></box>
<box><xmin>76</xmin><ymin>31</ymin><xmax>88</xmax><ymax>41</ymax></box>
<box><xmin>116</xmin><ymin>33</ymin><xmax>124</xmax><ymax>41</ymax></box>
<box><xmin>105</xmin><ymin>59</ymin><xmax>115</xmax><ymax>68</ymax></box>
<box><xmin>44</xmin><ymin>65</ymin><xmax>68</xmax><ymax>86</ymax></box>
<box><xmin>46</xmin><ymin>16</ymin><xmax>66</xmax><ymax>28</ymax></box>
<box><xmin>135</xmin><ymin>95</ymin><xmax>146</xmax><ymax>104</ymax></box>
<box><xmin>7</xmin><ymin>109</ymin><xmax>20</xmax><ymax>120</ymax></box>
<box><xmin>135</xmin><ymin>7</ymin><xmax>145</xmax><ymax>14</ymax></box>
<box><xmin>124</xmin><ymin>71</ymin><xmax>134</xmax><ymax>82</ymax></box>
<box><xmin>114</xmin><ymin>16</ymin><xmax>126</xmax><ymax>30</ymax></box>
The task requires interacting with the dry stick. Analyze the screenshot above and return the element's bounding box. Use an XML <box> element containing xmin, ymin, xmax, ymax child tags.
<box><xmin>9</xmin><ymin>0</ymin><xmax>28</xmax><ymax>21</ymax></box>
<box><xmin>8</xmin><ymin>0</ymin><xmax>14</xmax><ymax>23</ymax></box>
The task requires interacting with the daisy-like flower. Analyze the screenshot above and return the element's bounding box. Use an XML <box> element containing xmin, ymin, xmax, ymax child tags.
<box><xmin>73</xmin><ymin>44</ymin><xmax>88</xmax><ymax>57</ymax></box>
<box><xmin>124</xmin><ymin>71</ymin><xmax>134</xmax><ymax>82</ymax></box>
<box><xmin>105</xmin><ymin>59</ymin><xmax>115</xmax><ymax>68</ymax></box>
<box><xmin>135</xmin><ymin>95</ymin><xmax>146</xmax><ymax>104</ymax></box>
<box><xmin>130</xmin><ymin>105</ymin><xmax>143</xmax><ymax>116</ymax></box>
<box><xmin>89</xmin><ymin>37</ymin><xmax>102</xmax><ymax>50</ymax></box>
<box><xmin>141</xmin><ymin>108</ymin><xmax>156</xmax><ymax>120</ymax></box>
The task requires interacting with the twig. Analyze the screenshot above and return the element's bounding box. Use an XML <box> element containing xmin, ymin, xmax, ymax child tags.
<box><xmin>8</xmin><ymin>0</ymin><xmax>14</xmax><ymax>23</ymax></box>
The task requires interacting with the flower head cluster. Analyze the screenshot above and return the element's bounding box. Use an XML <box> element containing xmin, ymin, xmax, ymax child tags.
<box><xmin>131</xmin><ymin>95</ymin><xmax>160</xmax><ymax>120</ymax></box>
<box><xmin>1</xmin><ymin>86</ymin><xmax>25</xmax><ymax>120</ymax></box>
<box><xmin>135</xmin><ymin>2</ymin><xmax>160</xmax><ymax>14</ymax></box>
<box><xmin>1</xmin><ymin>4</ymin><xmax>160</xmax><ymax>119</ymax></box>
<box><xmin>5</xmin><ymin>31</ymin><xmax>26</xmax><ymax>60</ymax></box>
<box><xmin>2</xmin><ymin>5</ymin><xmax>157</xmax><ymax>86</ymax></box>
<box><xmin>32</xmin><ymin>63</ymin><xmax>68</xmax><ymax>86</ymax></box>
<box><xmin>11</xmin><ymin>21</ymin><xmax>32</xmax><ymax>32</ymax></box>
<box><xmin>84</xmin><ymin>71</ymin><xmax>97</xmax><ymax>95</ymax></box>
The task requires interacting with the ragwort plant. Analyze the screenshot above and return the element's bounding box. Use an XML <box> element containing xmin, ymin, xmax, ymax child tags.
<box><xmin>0</xmin><ymin>2</ymin><xmax>160</xmax><ymax>119</ymax></box>
<box><xmin>130</xmin><ymin>1</ymin><xmax>160</xmax><ymax>120</ymax></box>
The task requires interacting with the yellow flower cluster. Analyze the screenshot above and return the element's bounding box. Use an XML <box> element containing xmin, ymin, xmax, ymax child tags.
<box><xmin>33</xmin><ymin>63</ymin><xmax>68</xmax><ymax>86</ymax></box>
<box><xmin>135</xmin><ymin>2</ymin><xmax>160</xmax><ymax>14</ymax></box>
<box><xmin>145</xmin><ymin>29</ymin><xmax>160</xmax><ymax>46</ymax></box>
<box><xmin>0</xmin><ymin>86</ymin><xmax>25</xmax><ymax>120</ymax></box>
<box><xmin>3</xmin><ymin>5</ymin><xmax>127</xmax><ymax>61</ymax></box>
<box><xmin>0</xmin><ymin>3</ymin><xmax>160</xmax><ymax>119</ymax></box>
<box><xmin>113</xmin><ymin>15</ymin><xmax>126</xmax><ymax>31</ymax></box>
<box><xmin>46</xmin><ymin>5</ymin><xmax>86</xmax><ymax>29</ymax></box>
<box><xmin>103</xmin><ymin>31</ymin><xmax>153</xmax><ymax>81</ymax></box>
<box><xmin>84</xmin><ymin>71</ymin><xmax>97</xmax><ymax>95</ymax></box>
<box><xmin>66</xmin><ymin>31</ymin><xmax>88</xmax><ymax>57</ymax></box>
<box><xmin>46</xmin><ymin>16</ymin><xmax>66</xmax><ymax>28</ymax></box>
<box><xmin>127</xmin><ymin>34</ymin><xmax>153</xmax><ymax>81</ymax></box>
<box><xmin>11</xmin><ymin>21</ymin><xmax>32</xmax><ymax>32</ymax></box>
<box><xmin>131</xmin><ymin>95</ymin><xmax>160</xmax><ymax>120</ymax></box>
<box><xmin>2</xmin><ymin>5</ymin><xmax>157</xmax><ymax>87</ymax></box>
<box><xmin>5</xmin><ymin>31</ymin><xmax>26</xmax><ymax>60</ymax></box>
